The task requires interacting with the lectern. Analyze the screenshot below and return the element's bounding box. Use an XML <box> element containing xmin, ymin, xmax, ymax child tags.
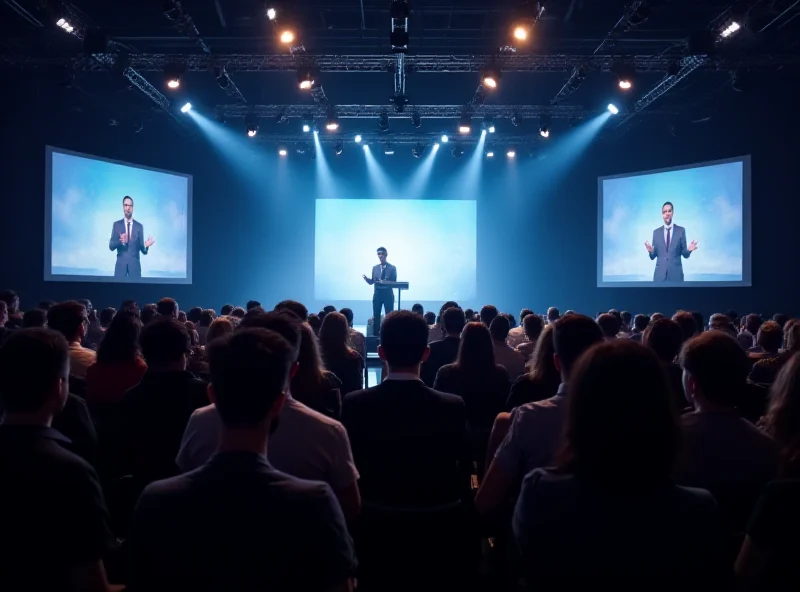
<box><xmin>379</xmin><ymin>281</ymin><xmax>410</xmax><ymax>310</ymax></box>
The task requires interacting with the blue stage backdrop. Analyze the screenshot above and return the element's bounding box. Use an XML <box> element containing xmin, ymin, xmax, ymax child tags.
<box><xmin>45</xmin><ymin>147</ymin><xmax>192</xmax><ymax>283</ymax></box>
<box><xmin>598</xmin><ymin>156</ymin><xmax>751</xmax><ymax>287</ymax></box>
<box><xmin>315</xmin><ymin>199</ymin><xmax>477</xmax><ymax>302</ymax></box>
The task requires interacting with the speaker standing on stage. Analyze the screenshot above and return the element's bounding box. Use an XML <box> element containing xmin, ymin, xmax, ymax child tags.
<box><xmin>362</xmin><ymin>247</ymin><xmax>397</xmax><ymax>337</ymax></box>
<box><xmin>109</xmin><ymin>195</ymin><xmax>155</xmax><ymax>279</ymax></box>
<box><xmin>644</xmin><ymin>201</ymin><xmax>698</xmax><ymax>283</ymax></box>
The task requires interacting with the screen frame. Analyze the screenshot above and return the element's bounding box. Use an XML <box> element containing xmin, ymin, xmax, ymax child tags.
<box><xmin>596</xmin><ymin>155</ymin><xmax>751</xmax><ymax>288</ymax></box>
<box><xmin>44</xmin><ymin>145</ymin><xmax>193</xmax><ymax>284</ymax></box>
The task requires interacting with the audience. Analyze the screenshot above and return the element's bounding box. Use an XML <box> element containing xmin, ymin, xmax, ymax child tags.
<box><xmin>750</xmin><ymin>320</ymin><xmax>783</xmax><ymax>362</ymax></box>
<box><xmin>476</xmin><ymin>314</ymin><xmax>603</xmax><ymax>522</ymax></box>
<box><xmin>156</xmin><ymin>298</ymin><xmax>179</xmax><ymax>318</ymax></box>
<box><xmin>85</xmin><ymin>311</ymin><xmax>147</xmax><ymax>406</ymax></box>
<box><xmin>505</xmin><ymin>324</ymin><xmax>560</xmax><ymax>410</ymax></box>
<box><xmin>750</xmin><ymin>320</ymin><xmax>800</xmax><ymax>384</ymax></box>
<box><xmin>340</xmin><ymin>307</ymin><xmax>366</xmax><ymax>361</ymax></box>
<box><xmin>287</xmin><ymin>320</ymin><xmax>344</xmax><ymax>419</ymax></box>
<box><xmin>343</xmin><ymin>310</ymin><xmax>470</xmax><ymax>506</ymax></box>
<box><xmin>428</xmin><ymin>301</ymin><xmax>459</xmax><ymax>344</ymax></box>
<box><xmin>643</xmin><ymin>318</ymin><xmax>687</xmax><ymax>410</ymax></box>
<box><xmin>196</xmin><ymin>309</ymin><xmax>215</xmax><ymax>345</ymax></box>
<box><xmin>0</xmin><ymin>301</ymin><xmax>9</xmax><ymax>344</ymax></box>
<box><xmin>480</xmin><ymin>304</ymin><xmax>499</xmax><ymax>328</ymax></box>
<box><xmin>421</xmin><ymin>306</ymin><xmax>465</xmax><ymax>387</ymax></box>
<box><xmin>424</xmin><ymin>311</ymin><xmax>436</xmax><ymax>326</ymax></box>
<box><xmin>0</xmin><ymin>289</ymin><xmax>23</xmax><ymax>329</ymax></box>
<box><xmin>488</xmin><ymin>315</ymin><xmax>527</xmax><ymax>381</ymax></box>
<box><xmin>47</xmin><ymin>301</ymin><xmax>96</xmax><ymax>379</ymax></box>
<box><xmin>546</xmin><ymin>307</ymin><xmax>560</xmax><ymax>325</ymax></box>
<box><xmin>219</xmin><ymin>303</ymin><xmax>234</xmax><ymax>316</ymax></box>
<box><xmin>512</xmin><ymin>339</ymin><xmax>727</xmax><ymax>583</ymax></box>
<box><xmin>677</xmin><ymin>331</ymin><xmax>779</xmax><ymax>530</ymax></box>
<box><xmin>274</xmin><ymin>299</ymin><xmax>308</xmax><ymax>321</ymax></box>
<box><xmin>738</xmin><ymin>314</ymin><xmax>764</xmax><ymax>350</ymax></box>
<box><xmin>629</xmin><ymin>313</ymin><xmax>649</xmax><ymax>342</ymax></box>
<box><xmin>411</xmin><ymin>303</ymin><xmax>424</xmax><ymax>316</ymax></box>
<box><xmin>0</xmin><ymin>329</ymin><xmax>115</xmax><ymax>591</ymax></box>
<box><xmin>22</xmin><ymin>307</ymin><xmax>48</xmax><ymax>328</ymax></box>
<box><xmin>597</xmin><ymin>312</ymin><xmax>621</xmax><ymax>340</ymax></box>
<box><xmin>673</xmin><ymin>310</ymin><xmax>698</xmax><ymax>343</ymax></box>
<box><xmin>514</xmin><ymin>312</ymin><xmax>544</xmax><ymax>361</ymax></box>
<box><xmin>129</xmin><ymin>328</ymin><xmax>357</xmax><ymax>591</ymax></box>
<box><xmin>319</xmin><ymin>312</ymin><xmax>364</xmax><ymax>398</ymax></box>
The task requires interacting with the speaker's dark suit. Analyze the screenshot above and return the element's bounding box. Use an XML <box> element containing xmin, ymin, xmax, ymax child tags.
<box><xmin>649</xmin><ymin>224</ymin><xmax>692</xmax><ymax>282</ymax></box>
<box><xmin>110</xmin><ymin>218</ymin><xmax>149</xmax><ymax>279</ymax></box>
<box><xmin>366</xmin><ymin>263</ymin><xmax>397</xmax><ymax>336</ymax></box>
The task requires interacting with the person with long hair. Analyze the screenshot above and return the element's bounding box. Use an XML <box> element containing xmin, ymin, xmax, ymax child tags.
<box><xmin>319</xmin><ymin>312</ymin><xmax>363</xmax><ymax>400</ymax></box>
<box><xmin>737</xmin><ymin>353</ymin><xmax>800</xmax><ymax>587</ymax></box>
<box><xmin>292</xmin><ymin>321</ymin><xmax>344</xmax><ymax>419</ymax></box>
<box><xmin>750</xmin><ymin>320</ymin><xmax>800</xmax><ymax>385</ymax></box>
<box><xmin>505</xmin><ymin>324</ymin><xmax>560</xmax><ymax>410</ymax></box>
<box><xmin>85</xmin><ymin>310</ymin><xmax>146</xmax><ymax>405</ymax></box>
<box><xmin>513</xmin><ymin>340</ymin><xmax>725</xmax><ymax>584</ymax></box>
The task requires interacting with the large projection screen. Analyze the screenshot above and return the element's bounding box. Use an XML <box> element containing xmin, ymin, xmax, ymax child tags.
<box><xmin>315</xmin><ymin>199</ymin><xmax>477</xmax><ymax>302</ymax></box>
<box><xmin>598</xmin><ymin>156</ymin><xmax>751</xmax><ymax>287</ymax></box>
<box><xmin>45</xmin><ymin>146</ymin><xmax>192</xmax><ymax>283</ymax></box>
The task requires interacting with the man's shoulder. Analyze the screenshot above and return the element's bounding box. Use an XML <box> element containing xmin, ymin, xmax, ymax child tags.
<box><xmin>286</xmin><ymin>397</ymin><xmax>347</xmax><ymax>432</ymax></box>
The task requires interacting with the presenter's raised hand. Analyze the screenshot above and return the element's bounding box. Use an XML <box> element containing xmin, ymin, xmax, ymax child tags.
<box><xmin>120</xmin><ymin>233</ymin><xmax>128</xmax><ymax>245</ymax></box>
<box><xmin>688</xmin><ymin>240</ymin><xmax>698</xmax><ymax>252</ymax></box>
<box><xmin>145</xmin><ymin>236</ymin><xmax>155</xmax><ymax>248</ymax></box>
<box><xmin>644</xmin><ymin>240</ymin><xmax>653</xmax><ymax>253</ymax></box>
<box><xmin>362</xmin><ymin>274</ymin><xmax>370</xmax><ymax>283</ymax></box>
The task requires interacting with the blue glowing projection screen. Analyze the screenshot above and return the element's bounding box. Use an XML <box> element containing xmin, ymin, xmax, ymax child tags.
<box><xmin>315</xmin><ymin>199</ymin><xmax>477</xmax><ymax>301</ymax></box>
<box><xmin>598</xmin><ymin>156</ymin><xmax>751</xmax><ymax>287</ymax></box>
<box><xmin>45</xmin><ymin>147</ymin><xmax>192</xmax><ymax>283</ymax></box>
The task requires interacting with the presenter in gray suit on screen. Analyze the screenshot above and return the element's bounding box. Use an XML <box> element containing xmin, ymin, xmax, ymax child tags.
<box><xmin>362</xmin><ymin>246</ymin><xmax>397</xmax><ymax>337</ymax></box>
<box><xmin>644</xmin><ymin>201</ymin><xmax>698</xmax><ymax>282</ymax></box>
<box><xmin>109</xmin><ymin>195</ymin><xmax>155</xmax><ymax>279</ymax></box>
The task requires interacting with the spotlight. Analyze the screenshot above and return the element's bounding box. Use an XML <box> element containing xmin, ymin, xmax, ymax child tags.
<box><xmin>378</xmin><ymin>111</ymin><xmax>390</xmax><ymax>132</ymax></box>
<box><xmin>507</xmin><ymin>149</ymin><xmax>516</xmax><ymax>159</ymax></box>
<box><xmin>180</xmin><ymin>102</ymin><xmax>192</xmax><ymax>113</ymax></box>
<box><xmin>613</xmin><ymin>63</ymin><xmax>636</xmax><ymax>91</ymax></box>
<box><xmin>483</xmin><ymin>118</ymin><xmax>496</xmax><ymax>133</ymax></box>
<box><xmin>302</xmin><ymin>118</ymin><xmax>314</xmax><ymax>133</ymax></box>
<box><xmin>363</xmin><ymin>144</ymin><xmax>369</xmax><ymax>150</ymax></box>
<box><xmin>412</xmin><ymin>143</ymin><xmax>426</xmax><ymax>159</ymax></box>
<box><xmin>326</xmin><ymin>108</ymin><xmax>340</xmax><ymax>131</ymax></box>
<box><xmin>335</xmin><ymin>142</ymin><xmax>344</xmax><ymax>156</ymax></box>
<box><xmin>302</xmin><ymin>124</ymin><xmax>311</xmax><ymax>133</ymax></box>
<box><xmin>607</xmin><ymin>103</ymin><xmax>620</xmax><ymax>115</ymax></box>
<box><xmin>451</xmin><ymin>146</ymin><xmax>464</xmax><ymax>158</ymax></box>
<box><xmin>280</xmin><ymin>30</ymin><xmax>295</xmax><ymax>44</ymax></box>
<box><xmin>245</xmin><ymin>114</ymin><xmax>259</xmax><ymax>137</ymax></box>
<box><xmin>354</xmin><ymin>134</ymin><xmax>362</xmax><ymax>143</ymax></box>
<box><xmin>267</xmin><ymin>7</ymin><xmax>277</xmax><ymax>21</ymax></box>
<box><xmin>56</xmin><ymin>18</ymin><xmax>75</xmax><ymax>33</ymax></box>
<box><xmin>481</xmin><ymin>66</ymin><xmax>501</xmax><ymax>89</ymax></box>
<box><xmin>278</xmin><ymin>148</ymin><xmax>288</xmax><ymax>156</ymax></box>
<box><xmin>166</xmin><ymin>78</ymin><xmax>180</xmax><ymax>89</ymax></box>
<box><xmin>412</xmin><ymin>111</ymin><xmax>422</xmax><ymax>129</ymax></box>
<box><xmin>458</xmin><ymin>114</ymin><xmax>472</xmax><ymax>134</ymax></box>
<box><xmin>486</xmin><ymin>150</ymin><xmax>495</xmax><ymax>158</ymax></box>
<box><xmin>433</xmin><ymin>142</ymin><xmax>440</xmax><ymax>151</ymax></box>
<box><xmin>164</xmin><ymin>63</ymin><xmax>183</xmax><ymax>90</ymax></box>
<box><xmin>539</xmin><ymin>125</ymin><xmax>550</xmax><ymax>138</ymax></box>
<box><xmin>513</xmin><ymin>25</ymin><xmax>528</xmax><ymax>41</ymax></box>
<box><xmin>441</xmin><ymin>134</ymin><xmax>449</xmax><ymax>143</ymax></box>
<box><xmin>721</xmin><ymin>21</ymin><xmax>741</xmax><ymax>38</ymax></box>
<box><xmin>618</xmin><ymin>79</ymin><xmax>632</xmax><ymax>90</ymax></box>
<box><xmin>384</xmin><ymin>144</ymin><xmax>395</xmax><ymax>155</ymax></box>
<box><xmin>297</xmin><ymin>70</ymin><xmax>315</xmax><ymax>90</ymax></box>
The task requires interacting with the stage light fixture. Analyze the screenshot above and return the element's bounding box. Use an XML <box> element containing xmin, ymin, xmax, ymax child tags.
<box><xmin>613</xmin><ymin>63</ymin><xmax>636</xmax><ymax>91</ymax></box>
<box><xmin>433</xmin><ymin>142</ymin><xmax>440</xmax><ymax>151</ymax></box>
<box><xmin>441</xmin><ymin>134</ymin><xmax>449</xmax><ymax>143</ymax></box>
<box><xmin>511</xmin><ymin>114</ymin><xmax>521</xmax><ymax>127</ymax></box>
<box><xmin>335</xmin><ymin>142</ymin><xmax>344</xmax><ymax>156</ymax></box>
<box><xmin>280</xmin><ymin>30</ymin><xmax>295</xmax><ymax>44</ymax></box>
<box><xmin>56</xmin><ymin>18</ymin><xmax>75</xmax><ymax>33</ymax></box>
<box><xmin>302</xmin><ymin>124</ymin><xmax>311</xmax><ymax>133</ymax></box>
<box><xmin>297</xmin><ymin>71</ymin><xmax>315</xmax><ymax>90</ymax></box>
<box><xmin>384</xmin><ymin>144</ymin><xmax>395</xmax><ymax>155</ymax></box>
<box><xmin>378</xmin><ymin>111</ymin><xmax>390</xmax><ymax>132</ymax></box>
<box><xmin>513</xmin><ymin>25</ymin><xmax>528</xmax><ymax>41</ymax></box>
<box><xmin>412</xmin><ymin>111</ymin><xmax>422</xmax><ymax>129</ymax></box>
<box><xmin>539</xmin><ymin>125</ymin><xmax>550</xmax><ymax>138</ymax></box>
<box><xmin>607</xmin><ymin>103</ymin><xmax>619</xmax><ymax>115</ymax></box>
<box><xmin>721</xmin><ymin>21</ymin><xmax>741</xmax><ymax>38</ymax></box>
<box><xmin>267</xmin><ymin>7</ymin><xmax>277</xmax><ymax>20</ymax></box>
<box><xmin>486</xmin><ymin>150</ymin><xmax>495</xmax><ymax>158</ymax></box>
<box><xmin>354</xmin><ymin>134</ymin><xmax>363</xmax><ymax>143</ymax></box>
<box><xmin>213</xmin><ymin>65</ymin><xmax>231</xmax><ymax>89</ymax></box>
<box><xmin>363</xmin><ymin>144</ymin><xmax>369</xmax><ymax>150</ymax></box>
<box><xmin>481</xmin><ymin>66</ymin><xmax>501</xmax><ymax>89</ymax></box>
<box><xmin>412</xmin><ymin>143</ymin><xmax>426</xmax><ymax>159</ymax></box>
<box><xmin>458</xmin><ymin>114</ymin><xmax>472</xmax><ymax>135</ymax></box>
<box><xmin>326</xmin><ymin>114</ymin><xmax>340</xmax><ymax>132</ymax></box>
<box><xmin>164</xmin><ymin>63</ymin><xmax>183</xmax><ymax>90</ymax></box>
<box><xmin>278</xmin><ymin>148</ymin><xmax>288</xmax><ymax>156</ymax></box>
<box><xmin>507</xmin><ymin>149</ymin><xmax>516</xmax><ymax>158</ymax></box>
<box><xmin>245</xmin><ymin>114</ymin><xmax>259</xmax><ymax>137</ymax></box>
<box><xmin>451</xmin><ymin>146</ymin><xmax>464</xmax><ymax>158</ymax></box>
<box><xmin>180</xmin><ymin>102</ymin><xmax>192</xmax><ymax>113</ymax></box>
<box><xmin>483</xmin><ymin>118</ymin><xmax>496</xmax><ymax>133</ymax></box>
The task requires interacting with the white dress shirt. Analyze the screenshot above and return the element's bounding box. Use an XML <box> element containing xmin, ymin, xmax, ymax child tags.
<box><xmin>664</xmin><ymin>223</ymin><xmax>673</xmax><ymax>247</ymax></box>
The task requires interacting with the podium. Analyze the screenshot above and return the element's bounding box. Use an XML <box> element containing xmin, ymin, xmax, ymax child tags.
<box><xmin>379</xmin><ymin>281</ymin><xmax>410</xmax><ymax>310</ymax></box>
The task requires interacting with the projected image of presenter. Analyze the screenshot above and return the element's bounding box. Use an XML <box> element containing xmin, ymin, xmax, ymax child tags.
<box><xmin>109</xmin><ymin>195</ymin><xmax>155</xmax><ymax>279</ymax></box>
<box><xmin>644</xmin><ymin>201</ymin><xmax>698</xmax><ymax>282</ymax></box>
<box><xmin>362</xmin><ymin>246</ymin><xmax>397</xmax><ymax>337</ymax></box>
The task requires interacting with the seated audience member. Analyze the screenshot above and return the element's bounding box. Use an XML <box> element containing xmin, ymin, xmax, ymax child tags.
<box><xmin>736</xmin><ymin>353</ymin><xmax>800</xmax><ymax>588</ymax></box>
<box><xmin>0</xmin><ymin>329</ymin><xmax>115</xmax><ymax>591</ymax></box>
<box><xmin>230</xmin><ymin>306</ymin><xmax>246</xmax><ymax>320</ymax></box>
<box><xmin>749</xmin><ymin>321</ymin><xmax>783</xmax><ymax>362</ymax></box>
<box><xmin>308</xmin><ymin>313</ymin><xmax>322</xmax><ymax>336</ymax></box>
<box><xmin>196</xmin><ymin>309</ymin><xmax>215</xmax><ymax>345</ymax></box>
<box><xmin>177</xmin><ymin>314</ymin><xmax>360</xmax><ymax>521</ymax></box>
<box><xmin>506</xmin><ymin>308</ymin><xmax>533</xmax><ymax>349</ymax></box>
<box><xmin>506</xmin><ymin>324</ymin><xmax>560</xmax><ymax>411</ymax></box>
<box><xmin>119</xmin><ymin>300</ymin><xmax>138</xmax><ymax>315</ymax></box>
<box><xmin>514</xmin><ymin>313</ymin><xmax>544</xmax><ymax>362</ymax></box>
<box><xmin>546</xmin><ymin>307</ymin><xmax>560</xmax><ymax>326</ymax></box>
<box><xmin>424</xmin><ymin>311</ymin><xmax>436</xmax><ymax>326</ymax></box>
<box><xmin>47</xmin><ymin>301</ymin><xmax>96</xmax><ymax>379</ymax></box>
<box><xmin>489</xmin><ymin>315</ymin><xmax>527</xmax><ymax>381</ymax></box>
<box><xmin>0</xmin><ymin>289</ymin><xmax>23</xmax><ymax>329</ymax></box>
<box><xmin>117</xmin><ymin>317</ymin><xmax>208</xmax><ymax>487</ymax></box>
<box><xmin>177</xmin><ymin>310</ymin><xmax>187</xmax><ymax>323</ymax></box>
<box><xmin>288</xmin><ymin>321</ymin><xmax>345</xmax><ymax>419</ymax></box>
<box><xmin>274</xmin><ymin>299</ymin><xmax>308</xmax><ymax>321</ymax></box>
<box><xmin>434</xmin><ymin>322</ymin><xmax>510</xmax><ymax>471</ymax></box>
<box><xmin>130</xmin><ymin>329</ymin><xmax>356</xmax><ymax>591</ymax></box>
<box><xmin>738</xmin><ymin>314</ymin><xmax>763</xmax><ymax>351</ymax></box>
<box><xmin>139</xmin><ymin>304</ymin><xmax>158</xmax><ymax>326</ymax></box>
<box><xmin>421</xmin><ymin>306</ymin><xmax>465</xmax><ymax>387</ymax></box>
<box><xmin>206</xmin><ymin>316</ymin><xmax>235</xmax><ymax>344</ymax></box>
<box><xmin>0</xmin><ymin>301</ymin><xmax>9</xmax><ymax>344</ymax></box>
<box><xmin>677</xmin><ymin>331</ymin><xmax>779</xmax><ymax>530</ymax></box>
<box><xmin>750</xmin><ymin>320</ymin><xmax>800</xmax><ymax>385</ymax></box>
<box><xmin>692</xmin><ymin>311</ymin><xmax>705</xmax><ymax>335</ymax></box>
<box><xmin>481</xmin><ymin>304</ymin><xmax>499</xmax><ymax>328</ymax></box>
<box><xmin>85</xmin><ymin>312</ymin><xmax>147</xmax><ymax>406</ymax></box>
<box><xmin>428</xmin><ymin>301</ymin><xmax>459</xmax><ymax>344</ymax></box>
<box><xmin>597</xmin><ymin>313</ymin><xmax>621</xmax><ymax>340</ymax></box>
<box><xmin>709</xmin><ymin>313</ymin><xmax>738</xmax><ymax>340</ymax></box>
<box><xmin>411</xmin><ymin>303</ymin><xmax>424</xmax><ymax>316</ymax></box>
<box><xmin>340</xmin><ymin>307</ymin><xmax>366</xmax><ymax>361</ymax></box>
<box><xmin>186</xmin><ymin>307</ymin><xmax>202</xmax><ymax>324</ymax></box>
<box><xmin>319</xmin><ymin>312</ymin><xmax>364</xmax><ymax>398</ymax></box>
<box><xmin>22</xmin><ymin>308</ymin><xmax>47</xmax><ymax>328</ymax></box>
<box><xmin>343</xmin><ymin>310</ymin><xmax>470</xmax><ymax>506</ymax></box>
<box><xmin>476</xmin><ymin>314</ymin><xmax>603</xmax><ymax>522</ymax></box>
<box><xmin>629</xmin><ymin>313</ymin><xmax>649</xmax><ymax>342</ymax></box>
<box><xmin>38</xmin><ymin>299</ymin><xmax>56</xmax><ymax>311</ymax></box>
<box><xmin>650</xmin><ymin>312</ymin><xmax>665</xmax><ymax>322</ymax></box>
<box><xmin>643</xmin><ymin>318</ymin><xmax>687</xmax><ymax>411</ymax></box>
<box><xmin>156</xmin><ymin>297</ymin><xmax>179</xmax><ymax>318</ymax></box>
<box><xmin>185</xmin><ymin>321</ymin><xmax>200</xmax><ymax>346</ymax></box>
<box><xmin>673</xmin><ymin>310</ymin><xmax>698</xmax><ymax>344</ymax></box>
<box><xmin>99</xmin><ymin>307</ymin><xmax>116</xmax><ymax>331</ymax></box>
<box><xmin>772</xmin><ymin>312</ymin><xmax>789</xmax><ymax>329</ymax></box>
<box><xmin>619</xmin><ymin>310</ymin><xmax>632</xmax><ymax>335</ymax></box>
<box><xmin>246</xmin><ymin>300</ymin><xmax>262</xmax><ymax>311</ymax></box>
<box><xmin>220</xmin><ymin>303</ymin><xmax>234</xmax><ymax>316</ymax></box>
<box><xmin>323</xmin><ymin>305</ymin><xmax>337</xmax><ymax>314</ymax></box>
<box><xmin>464</xmin><ymin>308</ymin><xmax>474</xmax><ymax>322</ymax></box>
<box><xmin>512</xmin><ymin>340</ymin><xmax>726</xmax><ymax>583</ymax></box>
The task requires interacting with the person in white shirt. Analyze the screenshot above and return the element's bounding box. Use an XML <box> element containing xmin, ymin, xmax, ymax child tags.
<box><xmin>489</xmin><ymin>316</ymin><xmax>526</xmax><ymax>381</ymax></box>
<box><xmin>46</xmin><ymin>301</ymin><xmax>96</xmax><ymax>378</ymax></box>
<box><xmin>507</xmin><ymin>309</ymin><xmax>534</xmax><ymax>349</ymax></box>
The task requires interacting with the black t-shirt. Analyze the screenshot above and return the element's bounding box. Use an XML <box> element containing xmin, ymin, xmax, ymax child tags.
<box><xmin>129</xmin><ymin>451</ymin><xmax>357</xmax><ymax>591</ymax></box>
<box><xmin>747</xmin><ymin>479</ymin><xmax>800</xmax><ymax>588</ymax></box>
<box><xmin>0</xmin><ymin>424</ymin><xmax>113</xmax><ymax>591</ymax></box>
